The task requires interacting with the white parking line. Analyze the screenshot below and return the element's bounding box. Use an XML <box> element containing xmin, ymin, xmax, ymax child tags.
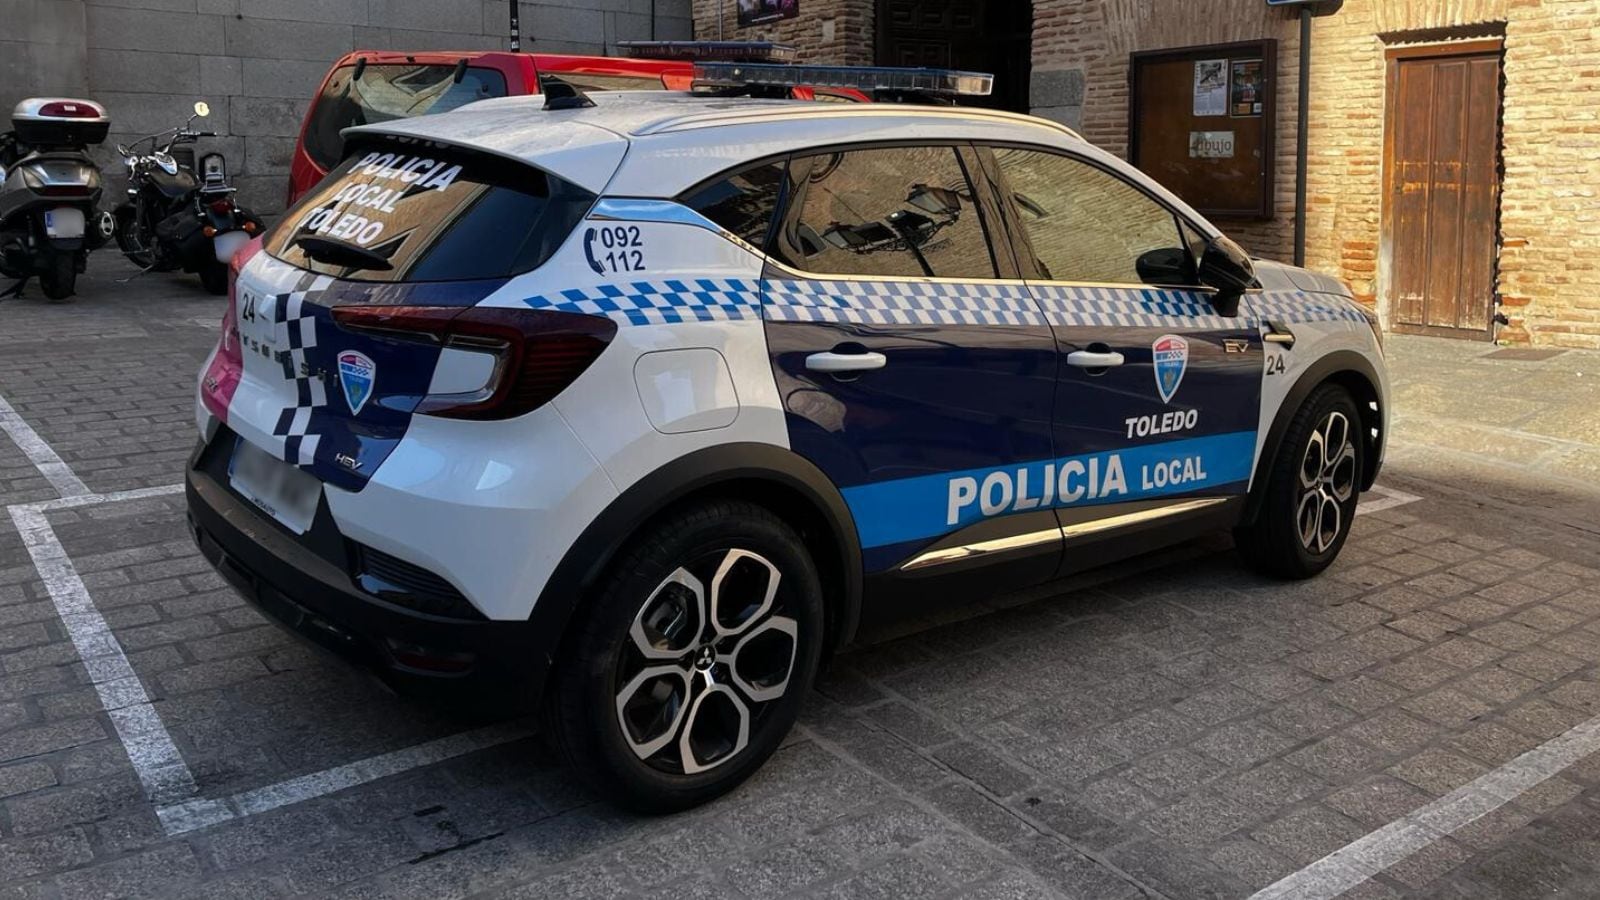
<box><xmin>0</xmin><ymin>393</ymin><xmax>89</xmax><ymax>498</ymax></box>
<box><xmin>1359</xmin><ymin>484</ymin><xmax>1423</xmax><ymax>515</ymax></box>
<box><xmin>0</xmin><ymin>388</ymin><xmax>535</xmax><ymax>834</ymax></box>
<box><xmin>1251</xmin><ymin>711</ymin><xmax>1600</xmax><ymax>899</ymax></box>
<box><xmin>11</xmin><ymin>483</ymin><xmax>536</xmax><ymax>835</ymax></box>
<box><xmin>9</xmin><ymin>486</ymin><xmax>199</xmax><ymax>809</ymax></box>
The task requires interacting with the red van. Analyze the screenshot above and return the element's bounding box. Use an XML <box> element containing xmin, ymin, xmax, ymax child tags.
<box><xmin>287</xmin><ymin>44</ymin><xmax>864</xmax><ymax>206</ymax></box>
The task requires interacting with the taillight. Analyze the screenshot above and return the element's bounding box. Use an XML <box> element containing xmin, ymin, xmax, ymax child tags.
<box><xmin>38</xmin><ymin>185</ymin><xmax>91</xmax><ymax>198</ymax></box>
<box><xmin>331</xmin><ymin>305</ymin><xmax>616</xmax><ymax>420</ymax></box>
<box><xmin>38</xmin><ymin>101</ymin><xmax>99</xmax><ymax>118</ymax></box>
<box><xmin>209</xmin><ymin>199</ymin><xmax>233</xmax><ymax>216</ymax></box>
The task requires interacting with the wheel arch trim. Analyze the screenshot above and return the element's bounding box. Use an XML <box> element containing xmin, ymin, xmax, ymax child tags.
<box><xmin>532</xmin><ymin>442</ymin><xmax>864</xmax><ymax>668</ymax></box>
<box><xmin>1244</xmin><ymin>350</ymin><xmax>1386</xmax><ymax>526</ymax></box>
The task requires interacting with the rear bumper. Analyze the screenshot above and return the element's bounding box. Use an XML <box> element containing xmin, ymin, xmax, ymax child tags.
<box><xmin>184</xmin><ymin>439</ymin><xmax>557</xmax><ymax>704</ymax></box>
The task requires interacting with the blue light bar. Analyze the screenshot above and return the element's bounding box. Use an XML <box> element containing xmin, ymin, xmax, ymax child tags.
<box><xmin>618</xmin><ymin>41</ymin><xmax>798</xmax><ymax>64</ymax></box>
<box><xmin>692</xmin><ymin>62</ymin><xmax>994</xmax><ymax>97</ymax></box>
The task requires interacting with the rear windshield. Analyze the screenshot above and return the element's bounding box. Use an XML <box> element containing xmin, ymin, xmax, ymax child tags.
<box><xmin>265</xmin><ymin>140</ymin><xmax>595</xmax><ymax>283</ymax></box>
<box><xmin>303</xmin><ymin>64</ymin><xmax>509</xmax><ymax>171</ymax></box>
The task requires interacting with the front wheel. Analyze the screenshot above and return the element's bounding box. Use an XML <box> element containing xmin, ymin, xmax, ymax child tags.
<box><xmin>38</xmin><ymin>252</ymin><xmax>76</xmax><ymax>301</ymax></box>
<box><xmin>544</xmin><ymin>500</ymin><xmax>824</xmax><ymax>812</ymax></box>
<box><xmin>1235</xmin><ymin>384</ymin><xmax>1364</xmax><ymax>579</ymax></box>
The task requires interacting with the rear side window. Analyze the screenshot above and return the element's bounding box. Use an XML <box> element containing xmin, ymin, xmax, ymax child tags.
<box><xmin>776</xmin><ymin>146</ymin><xmax>997</xmax><ymax>280</ymax></box>
<box><xmin>303</xmin><ymin>65</ymin><xmax>509</xmax><ymax>171</ymax></box>
<box><xmin>680</xmin><ymin>161</ymin><xmax>786</xmax><ymax>249</ymax></box>
<box><xmin>265</xmin><ymin>141</ymin><xmax>595</xmax><ymax>283</ymax></box>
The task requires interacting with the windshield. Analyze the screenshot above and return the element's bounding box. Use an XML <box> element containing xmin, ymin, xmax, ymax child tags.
<box><xmin>266</xmin><ymin>139</ymin><xmax>595</xmax><ymax>283</ymax></box>
<box><xmin>303</xmin><ymin>64</ymin><xmax>510</xmax><ymax>172</ymax></box>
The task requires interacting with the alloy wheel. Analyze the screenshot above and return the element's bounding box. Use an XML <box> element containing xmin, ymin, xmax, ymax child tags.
<box><xmin>1296</xmin><ymin>410</ymin><xmax>1358</xmax><ymax>553</ymax></box>
<box><xmin>613</xmin><ymin>548</ymin><xmax>799</xmax><ymax>775</ymax></box>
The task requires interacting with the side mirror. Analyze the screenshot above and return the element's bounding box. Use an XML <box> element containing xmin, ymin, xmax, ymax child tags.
<box><xmin>193</xmin><ymin>101</ymin><xmax>211</xmax><ymax>118</ymax></box>
<box><xmin>1197</xmin><ymin>235</ymin><xmax>1255</xmax><ymax>316</ymax></box>
<box><xmin>1135</xmin><ymin>247</ymin><xmax>1193</xmax><ymax>286</ymax></box>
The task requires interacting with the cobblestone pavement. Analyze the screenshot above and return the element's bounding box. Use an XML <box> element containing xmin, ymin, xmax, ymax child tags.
<box><xmin>3</xmin><ymin>258</ymin><xmax>1600</xmax><ymax>899</ymax></box>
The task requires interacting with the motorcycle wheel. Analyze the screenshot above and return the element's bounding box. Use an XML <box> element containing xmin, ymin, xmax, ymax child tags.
<box><xmin>39</xmin><ymin>254</ymin><xmax>76</xmax><ymax>301</ymax></box>
<box><xmin>114</xmin><ymin>208</ymin><xmax>155</xmax><ymax>270</ymax></box>
<box><xmin>199</xmin><ymin>261</ymin><xmax>228</xmax><ymax>296</ymax></box>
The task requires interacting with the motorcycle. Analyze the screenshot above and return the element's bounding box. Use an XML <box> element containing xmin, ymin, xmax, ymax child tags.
<box><xmin>0</xmin><ymin>98</ymin><xmax>117</xmax><ymax>300</ymax></box>
<box><xmin>114</xmin><ymin>101</ymin><xmax>262</xmax><ymax>295</ymax></box>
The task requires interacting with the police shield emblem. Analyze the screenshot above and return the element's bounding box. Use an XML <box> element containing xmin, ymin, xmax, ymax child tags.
<box><xmin>337</xmin><ymin>350</ymin><xmax>376</xmax><ymax>415</ymax></box>
<box><xmin>1152</xmin><ymin>334</ymin><xmax>1189</xmax><ymax>404</ymax></box>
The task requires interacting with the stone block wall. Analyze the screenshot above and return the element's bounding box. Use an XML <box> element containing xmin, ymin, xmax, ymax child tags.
<box><xmin>3</xmin><ymin>0</ymin><xmax>692</xmax><ymax>215</ymax></box>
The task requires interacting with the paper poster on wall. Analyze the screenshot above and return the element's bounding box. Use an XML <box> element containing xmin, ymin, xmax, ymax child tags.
<box><xmin>1193</xmin><ymin>59</ymin><xmax>1228</xmax><ymax>117</ymax></box>
<box><xmin>1189</xmin><ymin>131</ymin><xmax>1236</xmax><ymax>158</ymax></box>
<box><xmin>1231</xmin><ymin>59</ymin><xmax>1265</xmax><ymax>117</ymax></box>
<box><xmin>738</xmin><ymin>0</ymin><xmax>798</xmax><ymax>26</ymax></box>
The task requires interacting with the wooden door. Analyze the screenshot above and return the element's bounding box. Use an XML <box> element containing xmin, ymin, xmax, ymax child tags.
<box><xmin>875</xmin><ymin>0</ymin><xmax>1032</xmax><ymax>112</ymax></box>
<box><xmin>1385</xmin><ymin>44</ymin><xmax>1502</xmax><ymax>339</ymax></box>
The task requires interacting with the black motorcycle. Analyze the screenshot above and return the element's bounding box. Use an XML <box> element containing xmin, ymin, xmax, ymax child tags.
<box><xmin>0</xmin><ymin>98</ymin><xmax>118</xmax><ymax>300</ymax></box>
<box><xmin>114</xmin><ymin>102</ymin><xmax>262</xmax><ymax>295</ymax></box>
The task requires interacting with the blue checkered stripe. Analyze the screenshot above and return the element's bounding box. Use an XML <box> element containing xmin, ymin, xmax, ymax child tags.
<box><xmin>1030</xmin><ymin>285</ymin><xmax>1236</xmax><ymax>329</ymax></box>
<box><xmin>1252</xmin><ymin>292</ymin><xmax>1371</xmax><ymax>325</ymax></box>
<box><xmin>521</xmin><ymin>279</ymin><xmax>760</xmax><ymax>325</ymax></box>
<box><xmin>764</xmin><ymin>279</ymin><xmax>1046</xmax><ymax>327</ymax></box>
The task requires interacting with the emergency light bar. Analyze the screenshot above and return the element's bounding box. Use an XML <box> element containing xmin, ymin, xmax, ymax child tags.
<box><xmin>692</xmin><ymin>62</ymin><xmax>994</xmax><ymax>98</ymax></box>
<box><xmin>618</xmin><ymin>40</ymin><xmax>798</xmax><ymax>63</ymax></box>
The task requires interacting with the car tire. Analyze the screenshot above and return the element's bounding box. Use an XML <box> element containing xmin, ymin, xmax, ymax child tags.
<box><xmin>543</xmin><ymin>499</ymin><xmax>824</xmax><ymax>812</ymax></box>
<box><xmin>1235</xmin><ymin>383</ymin><xmax>1364</xmax><ymax>579</ymax></box>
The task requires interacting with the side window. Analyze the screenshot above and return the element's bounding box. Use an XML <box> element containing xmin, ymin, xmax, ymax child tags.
<box><xmin>778</xmin><ymin>146</ymin><xmax>996</xmax><ymax>280</ymax></box>
<box><xmin>680</xmin><ymin>161</ymin><xmax>787</xmax><ymax>250</ymax></box>
<box><xmin>990</xmin><ymin>147</ymin><xmax>1191</xmax><ymax>286</ymax></box>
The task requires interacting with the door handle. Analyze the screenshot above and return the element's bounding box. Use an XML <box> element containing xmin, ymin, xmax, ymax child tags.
<box><xmin>806</xmin><ymin>351</ymin><xmax>887</xmax><ymax>374</ymax></box>
<box><xmin>1066</xmin><ymin>350</ymin><xmax>1126</xmax><ymax>368</ymax></box>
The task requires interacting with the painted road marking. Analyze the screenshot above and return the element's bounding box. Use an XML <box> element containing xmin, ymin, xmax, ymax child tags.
<box><xmin>1252</xmin><ymin>712</ymin><xmax>1600</xmax><ymax>899</ymax></box>
<box><xmin>11</xmin><ymin>484</ymin><xmax>534</xmax><ymax>836</ymax></box>
<box><xmin>0</xmin><ymin>393</ymin><xmax>89</xmax><ymax>498</ymax></box>
<box><xmin>1359</xmin><ymin>484</ymin><xmax>1423</xmax><ymax>514</ymax></box>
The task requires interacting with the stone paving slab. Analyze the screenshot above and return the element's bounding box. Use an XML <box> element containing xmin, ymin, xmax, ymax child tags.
<box><xmin>0</xmin><ymin>257</ymin><xmax>1599</xmax><ymax>897</ymax></box>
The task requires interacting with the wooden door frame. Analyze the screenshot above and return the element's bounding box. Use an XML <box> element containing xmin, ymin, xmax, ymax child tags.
<box><xmin>1379</xmin><ymin>38</ymin><xmax>1505</xmax><ymax>340</ymax></box>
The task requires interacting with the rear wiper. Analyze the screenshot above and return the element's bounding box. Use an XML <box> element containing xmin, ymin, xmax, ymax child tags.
<box><xmin>294</xmin><ymin>236</ymin><xmax>393</xmax><ymax>272</ymax></box>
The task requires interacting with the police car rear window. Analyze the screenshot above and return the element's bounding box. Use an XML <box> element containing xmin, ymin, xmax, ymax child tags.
<box><xmin>265</xmin><ymin>142</ymin><xmax>596</xmax><ymax>283</ymax></box>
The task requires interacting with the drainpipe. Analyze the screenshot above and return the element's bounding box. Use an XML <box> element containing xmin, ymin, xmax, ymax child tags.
<box><xmin>1294</xmin><ymin>4</ymin><xmax>1311</xmax><ymax>267</ymax></box>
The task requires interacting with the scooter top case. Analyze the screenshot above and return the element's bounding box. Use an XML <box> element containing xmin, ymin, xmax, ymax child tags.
<box><xmin>11</xmin><ymin>98</ymin><xmax>110</xmax><ymax>148</ymax></box>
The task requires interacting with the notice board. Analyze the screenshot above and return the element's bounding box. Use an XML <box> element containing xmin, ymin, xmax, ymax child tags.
<box><xmin>1130</xmin><ymin>40</ymin><xmax>1278</xmax><ymax>219</ymax></box>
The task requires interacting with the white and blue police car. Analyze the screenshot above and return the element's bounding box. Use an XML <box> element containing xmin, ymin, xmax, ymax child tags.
<box><xmin>188</xmin><ymin>61</ymin><xmax>1388</xmax><ymax>811</ymax></box>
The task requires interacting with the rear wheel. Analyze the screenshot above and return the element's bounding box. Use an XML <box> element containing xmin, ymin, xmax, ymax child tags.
<box><xmin>1236</xmin><ymin>384</ymin><xmax>1363</xmax><ymax>579</ymax></box>
<box><xmin>38</xmin><ymin>253</ymin><xmax>76</xmax><ymax>301</ymax></box>
<box><xmin>199</xmin><ymin>261</ymin><xmax>228</xmax><ymax>295</ymax></box>
<box><xmin>544</xmin><ymin>500</ymin><xmax>823</xmax><ymax>812</ymax></box>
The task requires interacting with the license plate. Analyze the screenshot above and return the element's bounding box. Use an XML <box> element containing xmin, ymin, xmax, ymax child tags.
<box><xmin>229</xmin><ymin>438</ymin><xmax>321</xmax><ymax>534</ymax></box>
<box><xmin>43</xmin><ymin>206</ymin><xmax>85</xmax><ymax>239</ymax></box>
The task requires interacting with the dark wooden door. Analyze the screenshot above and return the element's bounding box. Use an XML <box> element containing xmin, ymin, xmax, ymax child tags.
<box><xmin>876</xmin><ymin>0</ymin><xmax>1031</xmax><ymax>112</ymax></box>
<box><xmin>1385</xmin><ymin>45</ymin><xmax>1502</xmax><ymax>338</ymax></box>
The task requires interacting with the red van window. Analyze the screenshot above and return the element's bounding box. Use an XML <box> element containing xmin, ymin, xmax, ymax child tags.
<box><xmin>303</xmin><ymin>64</ymin><xmax>510</xmax><ymax>172</ymax></box>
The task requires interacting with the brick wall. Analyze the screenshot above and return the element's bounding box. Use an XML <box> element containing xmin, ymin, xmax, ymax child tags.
<box><xmin>3</xmin><ymin>0</ymin><xmax>693</xmax><ymax>216</ymax></box>
<box><xmin>690</xmin><ymin>0</ymin><xmax>873</xmax><ymax>65</ymax></box>
<box><xmin>1040</xmin><ymin>0</ymin><xmax>1600</xmax><ymax>348</ymax></box>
